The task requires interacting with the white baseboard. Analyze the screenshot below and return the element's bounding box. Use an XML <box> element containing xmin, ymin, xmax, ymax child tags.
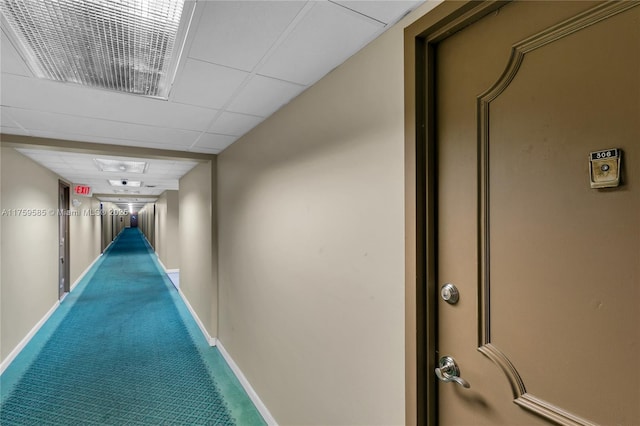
<box><xmin>156</xmin><ymin>254</ymin><xmax>168</xmax><ymax>272</ymax></box>
<box><xmin>177</xmin><ymin>288</ymin><xmax>216</xmax><ymax>347</ymax></box>
<box><xmin>138</xmin><ymin>234</ymin><xmax>180</xmax><ymax>288</ymax></box>
<box><xmin>1</xmin><ymin>250</ymin><xmax>103</xmax><ymax>375</ymax></box>
<box><xmin>157</xmin><ymin>257</ymin><xmax>179</xmax><ymax>275</ymax></box>
<box><xmin>217</xmin><ymin>341</ymin><xmax>278</xmax><ymax>426</ymax></box>
<box><xmin>0</xmin><ymin>301</ymin><xmax>59</xmax><ymax>375</ymax></box>
<box><xmin>70</xmin><ymin>253</ymin><xmax>102</xmax><ymax>292</ymax></box>
<box><xmin>102</xmin><ymin>235</ymin><xmax>116</xmax><ymax>253</ymax></box>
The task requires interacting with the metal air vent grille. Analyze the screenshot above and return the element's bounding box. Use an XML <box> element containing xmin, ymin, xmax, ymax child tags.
<box><xmin>0</xmin><ymin>0</ymin><xmax>185</xmax><ymax>98</ymax></box>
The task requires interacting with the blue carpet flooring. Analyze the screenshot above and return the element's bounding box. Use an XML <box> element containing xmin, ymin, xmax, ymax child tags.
<box><xmin>0</xmin><ymin>228</ymin><xmax>265</xmax><ymax>425</ymax></box>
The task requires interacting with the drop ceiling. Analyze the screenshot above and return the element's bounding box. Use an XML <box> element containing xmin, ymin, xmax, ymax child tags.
<box><xmin>1</xmin><ymin>0</ymin><xmax>426</xmax><ymax>204</ymax></box>
<box><xmin>16</xmin><ymin>148</ymin><xmax>198</xmax><ymax>209</ymax></box>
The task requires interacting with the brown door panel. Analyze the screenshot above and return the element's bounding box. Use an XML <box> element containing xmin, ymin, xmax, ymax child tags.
<box><xmin>434</xmin><ymin>2</ymin><xmax>639</xmax><ymax>425</ymax></box>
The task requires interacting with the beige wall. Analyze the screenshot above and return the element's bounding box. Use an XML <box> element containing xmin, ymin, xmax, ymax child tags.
<box><xmin>138</xmin><ymin>202</ymin><xmax>155</xmax><ymax>248</ymax></box>
<box><xmin>101</xmin><ymin>202</ymin><xmax>112</xmax><ymax>252</ymax></box>
<box><xmin>216</xmin><ymin>3</ymin><xmax>439</xmax><ymax>424</ymax></box>
<box><xmin>179</xmin><ymin>161</ymin><xmax>217</xmax><ymax>337</ymax></box>
<box><xmin>69</xmin><ymin>196</ymin><xmax>101</xmax><ymax>285</ymax></box>
<box><xmin>1</xmin><ymin>145</ymin><xmax>104</xmax><ymax>362</ymax></box>
<box><xmin>100</xmin><ymin>201</ymin><xmax>125</xmax><ymax>250</ymax></box>
<box><xmin>155</xmin><ymin>190</ymin><xmax>179</xmax><ymax>270</ymax></box>
<box><xmin>0</xmin><ymin>146</ymin><xmax>59</xmax><ymax>362</ymax></box>
<box><xmin>135</xmin><ymin>193</ymin><xmax>180</xmax><ymax>274</ymax></box>
<box><xmin>112</xmin><ymin>204</ymin><xmax>127</xmax><ymax>236</ymax></box>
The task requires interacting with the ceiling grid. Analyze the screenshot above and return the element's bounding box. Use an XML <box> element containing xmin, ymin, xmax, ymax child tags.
<box><xmin>1</xmin><ymin>0</ymin><xmax>429</xmax><ymax>205</ymax></box>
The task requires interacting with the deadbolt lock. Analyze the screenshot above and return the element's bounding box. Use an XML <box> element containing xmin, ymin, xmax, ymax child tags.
<box><xmin>590</xmin><ymin>148</ymin><xmax>621</xmax><ymax>189</ymax></box>
<box><xmin>441</xmin><ymin>283</ymin><xmax>459</xmax><ymax>305</ymax></box>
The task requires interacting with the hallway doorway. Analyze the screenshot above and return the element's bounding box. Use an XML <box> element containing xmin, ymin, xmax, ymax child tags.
<box><xmin>58</xmin><ymin>180</ymin><xmax>70</xmax><ymax>299</ymax></box>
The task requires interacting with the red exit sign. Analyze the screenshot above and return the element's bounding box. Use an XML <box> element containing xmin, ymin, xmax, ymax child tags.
<box><xmin>73</xmin><ymin>184</ymin><xmax>92</xmax><ymax>197</ymax></box>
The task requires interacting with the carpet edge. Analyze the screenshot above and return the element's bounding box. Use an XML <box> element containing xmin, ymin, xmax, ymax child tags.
<box><xmin>0</xmin><ymin>301</ymin><xmax>59</xmax><ymax>378</ymax></box>
<box><xmin>217</xmin><ymin>341</ymin><xmax>278</xmax><ymax>426</ymax></box>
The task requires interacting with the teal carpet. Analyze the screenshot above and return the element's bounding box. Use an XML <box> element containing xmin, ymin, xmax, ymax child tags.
<box><xmin>0</xmin><ymin>228</ymin><xmax>264</xmax><ymax>426</ymax></box>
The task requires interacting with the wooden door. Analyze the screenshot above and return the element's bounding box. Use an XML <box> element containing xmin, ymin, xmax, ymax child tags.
<box><xmin>434</xmin><ymin>2</ymin><xmax>639</xmax><ymax>425</ymax></box>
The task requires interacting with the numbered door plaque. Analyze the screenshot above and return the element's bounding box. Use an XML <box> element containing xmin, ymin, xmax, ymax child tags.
<box><xmin>589</xmin><ymin>148</ymin><xmax>621</xmax><ymax>189</ymax></box>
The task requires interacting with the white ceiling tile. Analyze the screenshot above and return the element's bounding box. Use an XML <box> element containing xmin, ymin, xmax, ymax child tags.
<box><xmin>227</xmin><ymin>75</ymin><xmax>305</xmax><ymax>117</ymax></box>
<box><xmin>0</xmin><ymin>29</ymin><xmax>32</xmax><ymax>76</ymax></box>
<box><xmin>190</xmin><ymin>146</ymin><xmax>222</xmax><ymax>155</ymax></box>
<box><xmin>40</xmin><ymin>160</ymin><xmax>69</xmax><ymax>166</ymax></box>
<box><xmin>332</xmin><ymin>1</ymin><xmax>424</xmax><ymax>25</ymax></box>
<box><xmin>258</xmin><ymin>2</ymin><xmax>383</xmax><ymax>86</ymax></box>
<box><xmin>20</xmin><ymin>129</ymin><xmax>189</xmax><ymax>153</ymax></box>
<box><xmin>70</xmin><ymin>165</ymin><xmax>102</xmax><ymax>172</ymax></box>
<box><xmin>194</xmin><ymin>133</ymin><xmax>237</xmax><ymax>152</ymax></box>
<box><xmin>171</xmin><ymin>162</ymin><xmax>198</xmax><ymax>171</ymax></box>
<box><xmin>0</xmin><ymin>74</ymin><xmax>217</xmax><ymax>131</ymax></box>
<box><xmin>208</xmin><ymin>111</ymin><xmax>265</xmax><ymax>136</ymax></box>
<box><xmin>172</xmin><ymin>59</ymin><xmax>249</xmax><ymax>109</ymax></box>
<box><xmin>110</xmin><ymin>99</ymin><xmax>217</xmax><ymax>132</ymax></box>
<box><xmin>0</xmin><ymin>127</ymin><xmax>29</xmax><ymax>137</ymax></box>
<box><xmin>189</xmin><ymin>1</ymin><xmax>305</xmax><ymax>72</ymax></box>
<box><xmin>6</xmin><ymin>108</ymin><xmax>199</xmax><ymax>148</ymax></box>
<box><xmin>0</xmin><ymin>107</ymin><xmax>21</xmax><ymax>128</ymax></box>
<box><xmin>108</xmin><ymin>126</ymin><xmax>198</xmax><ymax>148</ymax></box>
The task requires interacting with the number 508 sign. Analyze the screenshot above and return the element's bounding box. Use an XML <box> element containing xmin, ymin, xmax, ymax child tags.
<box><xmin>590</xmin><ymin>149</ymin><xmax>618</xmax><ymax>161</ymax></box>
<box><xmin>589</xmin><ymin>148</ymin><xmax>621</xmax><ymax>189</ymax></box>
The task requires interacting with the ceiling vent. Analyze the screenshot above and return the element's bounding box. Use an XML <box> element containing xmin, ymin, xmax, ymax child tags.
<box><xmin>0</xmin><ymin>0</ymin><xmax>192</xmax><ymax>99</ymax></box>
<box><xmin>94</xmin><ymin>158</ymin><xmax>148</xmax><ymax>174</ymax></box>
<box><xmin>109</xmin><ymin>179</ymin><xmax>142</xmax><ymax>187</ymax></box>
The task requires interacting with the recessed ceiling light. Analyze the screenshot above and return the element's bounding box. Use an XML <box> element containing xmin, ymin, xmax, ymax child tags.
<box><xmin>94</xmin><ymin>159</ymin><xmax>148</xmax><ymax>174</ymax></box>
<box><xmin>109</xmin><ymin>179</ymin><xmax>142</xmax><ymax>187</ymax></box>
<box><xmin>0</xmin><ymin>0</ymin><xmax>191</xmax><ymax>99</ymax></box>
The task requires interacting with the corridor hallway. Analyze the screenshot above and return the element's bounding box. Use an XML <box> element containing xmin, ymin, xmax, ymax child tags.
<box><xmin>0</xmin><ymin>228</ymin><xmax>264</xmax><ymax>425</ymax></box>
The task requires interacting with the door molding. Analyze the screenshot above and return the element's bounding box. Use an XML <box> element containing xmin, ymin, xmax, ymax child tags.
<box><xmin>477</xmin><ymin>3</ymin><xmax>638</xmax><ymax>425</ymax></box>
<box><xmin>404</xmin><ymin>2</ymin><xmax>507</xmax><ymax>424</ymax></box>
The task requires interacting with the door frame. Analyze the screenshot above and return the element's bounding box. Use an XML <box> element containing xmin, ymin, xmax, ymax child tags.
<box><xmin>403</xmin><ymin>2</ymin><xmax>508</xmax><ymax>424</ymax></box>
<box><xmin>58</xmin><ymin>180</ymin><xmax>70</xmax><ymax>299</ymax></box>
